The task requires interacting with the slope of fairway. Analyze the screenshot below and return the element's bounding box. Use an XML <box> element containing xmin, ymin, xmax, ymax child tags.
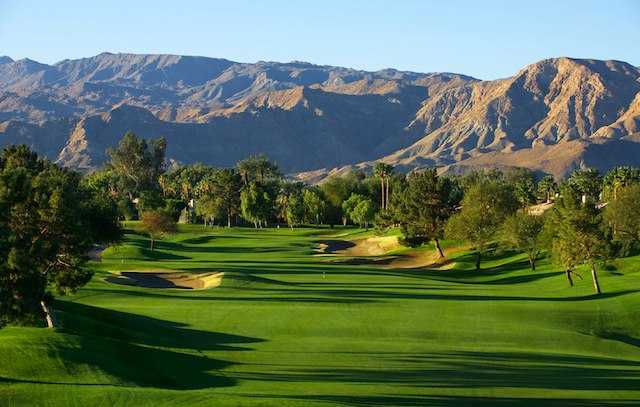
<box><xmin>1</xmin><ymin>225</ymin><xmax>640</xmax><ymax>406</ymax></box>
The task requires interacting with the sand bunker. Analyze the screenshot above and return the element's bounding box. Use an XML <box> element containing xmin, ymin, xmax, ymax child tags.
<box><xmin>314</xmin><ymin>240</ymin><xmax>356</xmax><ymax>256</ymax></box>
<box><xmin>344</xmin><ymin>236</ymin><xmax>400</xmax><ymax>256</ymax></box>
<box><xmin>315</xmin><ymin>236</ymin><xmax>400</xmax><ymax>257</ymax></box>
<box><xmin>105</xmin><ymin>270</ymin><xmax>224</xmax><ymax>289</ymax></box>
<box><xmin>385</xmin><ymin>246</ymin><xmax>466</xmax><ymax>270</ymax></box>
<box><xmin>316</xmin><ymin>236</ymin><xmax>466</xmax><ymax>270</ymax></box>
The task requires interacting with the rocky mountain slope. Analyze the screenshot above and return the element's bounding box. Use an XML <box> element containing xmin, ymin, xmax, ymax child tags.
<box><xmin>297</xmin><ymin>58</ymin><xmax>640</xmax><ymax>181</ymax></box>
<box><xmin>1</xmin><ymin>53</ymin><xmax>640</xmax><ymax>178</ymax></box>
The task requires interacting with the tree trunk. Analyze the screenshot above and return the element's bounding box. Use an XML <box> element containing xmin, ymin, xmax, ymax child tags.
<box><xmin>475</xmin><ymin>251</ymin><xmax>481</xmax><ymax>272</ymax></box>
<box><xmin>566</xmin><ymin>269</ymin><xmax>574</xmax><ymax>287</ymax></box>
<box><xmin>590</xmin><ymin>263</ymin><xmax>602</xmax><ymax>294</ymax></box>
<box><xmin>385</xmin><ymin>178</ymin><xmax>390</xmax><ymax>209</ymax></box>
<box><xmin>40</xmin><ymin>300</ymin><xmax>55</xmax><ymax>329</ymax></box>
<box><xmin>380</xmin><ymin>177</ymin><xmax>385</xmax><ymax>210</ymax></box>
<box><xmin>227</xmin><ymin>212</ymin><xmax>232</xmax><ymax>228</ymax></box>
<box><xmin>342</xmin><ymin>217</ymin><xmax>347</xmax><ymax>226</ymax></box>
<box><xmin>150</xmin><ymin>237</ymin><xmax>154</xmax><ymax>251</ymax></box>
<box><xmin>434</xmin><ymin>238</ymin><xmax>445</xmax><ymax>258</ymax></box>
<box><xmin>529</xmin><ymin>256</ymin><xmax>536</xmax><ymax>272</ymax></box>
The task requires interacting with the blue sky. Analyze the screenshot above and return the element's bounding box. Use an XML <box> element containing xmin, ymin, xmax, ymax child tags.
<box><xmin>1</xmin><ymin>0</ymin><xmax>638</xmax><ymax>79</ymax></box>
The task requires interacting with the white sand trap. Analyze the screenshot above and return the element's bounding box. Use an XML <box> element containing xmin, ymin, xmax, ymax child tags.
<box><xmin>105</xmin><ymin>270</ymin><xmax>224</xmax><ymax>290</ymax></box>
<box><xmin>342</xmin><ymin>236</ymin><xmax>400</xmax><ymax>256</ymax></box>
<box><xmin>314</xmin><ymin>236</ymin><xmax>399</xmax><ymax>257</ymax></box>
<box><xmin>385</xmin><ymin>245</ymin><xmax>469</xmax><ymax>269</ymax></box>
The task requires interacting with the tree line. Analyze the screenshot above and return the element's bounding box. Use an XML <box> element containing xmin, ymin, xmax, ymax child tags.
<box><xmin>382</xmin><ymin>166</ymin><xmax>640</xmax><ymax>295</ymax></box>
<box><xmin>84</xmin><ymin>132</ymin><xmax>392</xmax><ymax>231</ymax></box>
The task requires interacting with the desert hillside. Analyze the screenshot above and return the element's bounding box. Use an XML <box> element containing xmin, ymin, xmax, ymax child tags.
<box><xmin>1</xmin><ymin>53</ymin><xmax>640</xmax><ymax>177</ymax></box>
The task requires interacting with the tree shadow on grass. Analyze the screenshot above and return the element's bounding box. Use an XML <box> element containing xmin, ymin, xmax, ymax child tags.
<box><xmin>84</xmin><ymin>284</ymin><xmax>640</xmax><ymax>304</ymax></box>
<box><xmin>37</xmin><ymin>301</ymin><xmax>265</xmax><ymax>390</ymax></box>
<box><xmin>239</xmin><ymin>350</ymin><xmax>640</xmax><ymax>405</ymax></box>
<box><xmin>179</xmin><ymin>234</ymin><xmax>219</xmax><ymax>245</ymax></box>
<box><xmin>594</xmin><ymin>331</ymin><xmax>640</xmax><ymax>349</ymax></box>
<box><xmin>268</xmin><ymin>394</ymin><xmax>640</xmax><ymax>407</ymax></box>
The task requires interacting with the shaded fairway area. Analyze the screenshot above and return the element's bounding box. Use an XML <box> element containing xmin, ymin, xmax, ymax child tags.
<box><xmin>1</xmin><ymin>226</ymin><xmax>640</xmax><ymax>406</ymax></box>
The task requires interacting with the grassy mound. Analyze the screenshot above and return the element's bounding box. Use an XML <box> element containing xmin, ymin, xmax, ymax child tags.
<box><xmin>1</xmin><ymin>225</ymin><xmax>639</xmax><ymax>406</ymax></box>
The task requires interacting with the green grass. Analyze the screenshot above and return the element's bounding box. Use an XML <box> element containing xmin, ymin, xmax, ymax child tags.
<box><xmin>1</xmin><ymin>224</ymin><xmax>640</xmax><ymax>406</ymax></box>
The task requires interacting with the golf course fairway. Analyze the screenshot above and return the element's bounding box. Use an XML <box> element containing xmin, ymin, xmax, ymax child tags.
<box><xmin>1</xmin><ymin>225</ymin><xmax>639</xmax><ymax>406</ymax></box>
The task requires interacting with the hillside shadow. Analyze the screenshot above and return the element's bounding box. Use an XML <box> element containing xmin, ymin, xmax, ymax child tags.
<box><xmin>48</xmin><ymin>301</ymin><xmax>264</xmax><ymax>389</ymax></box>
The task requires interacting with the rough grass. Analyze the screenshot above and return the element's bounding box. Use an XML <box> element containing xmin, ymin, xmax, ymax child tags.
<box><xmin>1</xmin><ymin>224</ymin><xmax>639</xmax><ymax>406</ymax></box>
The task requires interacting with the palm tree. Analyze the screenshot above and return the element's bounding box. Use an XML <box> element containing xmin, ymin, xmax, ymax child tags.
<box><xmin>374</xmin><ymin>162</ymin><xmax>393</xmax><ymax>210</ymax></box>
<box><xmin>603</xmin><ymin>166</ymin><xmax>640</xmax><ymax>201</ymax></box>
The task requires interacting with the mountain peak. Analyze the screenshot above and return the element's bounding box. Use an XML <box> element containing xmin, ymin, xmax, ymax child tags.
<box><xmin>0</xmin><ymin>56</ymin><xmax>13</xmax><ymax>65</ymax></box>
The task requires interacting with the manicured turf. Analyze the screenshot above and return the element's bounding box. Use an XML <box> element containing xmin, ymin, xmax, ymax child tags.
<box><xmin>1</xmin><ymin>225</ymin><xmax>640</xmax><ymax>406</ymax></box>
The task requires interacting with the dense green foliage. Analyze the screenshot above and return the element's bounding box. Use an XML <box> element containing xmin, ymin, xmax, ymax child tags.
<box><xmin>0</xmin><ymin>146</ymin><xmax>121</xmax><ymax>328</ymax></box>
<box><xmin>446</xmin><ymin>179</ymin><xmax>519</xmax><ymax>271</ymax></box>
<box><xmin>604</xmin><ymin>184</ymin><xmax>640</xmax><ymax>250</ymax></box>
<box><xmin>387</xmin><ymin>169</ymin><xmax>459</xmax><ymax>256</ymax></box>
<box><xmin>501</xmin><ymin>212</ymin><xmax>545</xmax><ymax>271</ymax></box>
<box><xmin>545</xmin><ymin>188</ymin><xmax>612</xmax><ymax>293</ymax></box>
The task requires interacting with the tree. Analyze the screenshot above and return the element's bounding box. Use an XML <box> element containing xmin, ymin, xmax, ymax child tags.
<box><xmin>195</xmin><ymin>195</ymin><xmax>222</xmax><ymax>227</ymax></box>
<box><xmin>320</xmin><ymin>175</ymin><xmax>360</xmax><ymax>226</ymax></box>
<box><xmin>285</xmin><ymin>191</ymin><xmax>306</xmax><ymax>229</ymax></box>
<box><xmin>195</xmin><ymin>169</ymin><xmax>241</xmax><ymax>227</ymax></box>
<box><xmin>140</xmin><ymin>210</ymin><xmax>177</xmax><ymax>250</ymax></box>
<box><xmin>446</xmin><ymin>180</ymin><xmax>518</xmax><ymax>271</ymax></box>
<box><xmin>602</xmin><ymin>166</ymin><xmax>640</xmax><ymax>201</ymax></box>
<box><xmin>546</xmin><ymin>188</ymin><xmax>610</xmax><ymax>293</ymax></box>
<box><xmin>350</xmin><ymin>199</ymin><xmax>375</xmax><ymax>229</ymax></box>
<box><xmin>374</xmin><ymin>162</ymin><xmax>393</xmax><ymax>210</ymax></box>
<box><xmin>537</xmin><ymin>175</ymin><xmax>557</xmax><ymax>203</ymax></box>
<box><xmin>106</xmin><ymin>132</ymin><xmax>166</xmax><ymax>200</ymax></box>
<box><xmin>565</xmin><ymin>168</ymin><xmax>602</xmax><ymax>203</ymax></box>
<box><xmin>241</xmin><ymin>182</ymin><xmax>272</xmax><ymax>228</ymax></box>
<box><xmin>82</xmin><ymin>168</ymin><xmax>119</xmax><ymax>198</ymax></box>
<box><xmin>0</xmin><ymin>146</ymin><xmax>122</xmax><ymax>328</ymax></box>
<box><xmin>603</xmin><ymin>184</ymin><xmax>640</xmax><ymax>249</ymax></box>
<box><xmin>303</xmin><ymin>189</ymin><xmax>326</xmax><ymax>225</ymax></box>
<box><xmin>501</xmin><ymin>212</ymin><xmax>545</xmax><ymax>271</ymax></box>
<box><xmin>392</xmin><ymin>169</ymin><xmax>458</xmax><ymax>258</ymax></box>
<box><xmin>159</xmin><ymin>164</ymin><xmax>212</xmax><ymax>205</ymax></box>
<box><xmin>236</xmin><ymin>154</ymin><xmax>281</xmax><ymax>186</ymax></box>
<box><xmin>505</xmin><ymin>168</ymin><xmax>537</xmax><ymax>208</ymax></box>
<box><xmin>342</xmin><ymin>193</ymin><xmax>367</xmax><ymax>225</ymax></box>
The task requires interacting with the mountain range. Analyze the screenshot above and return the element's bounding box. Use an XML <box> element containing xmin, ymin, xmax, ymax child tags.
<box><xmin>1</xmin><ymin>53</ymin><xmax>639</xmax><ymax>180</ymax></box>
